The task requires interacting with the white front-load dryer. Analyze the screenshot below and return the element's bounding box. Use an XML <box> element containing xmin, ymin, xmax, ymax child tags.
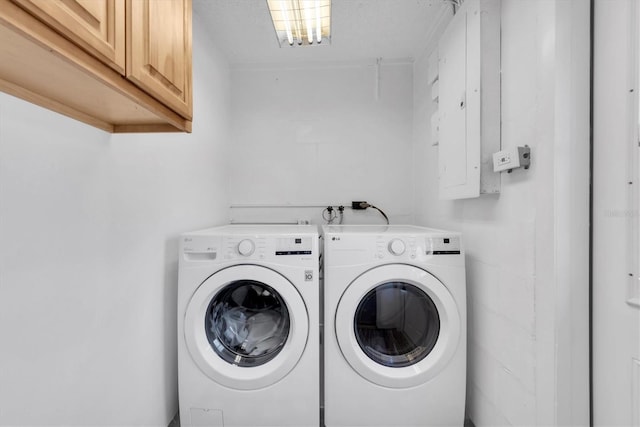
<box><xmin>178</xmin><ymin>225</ymin><xmax>319</xmax><ymax>427</ymax></box>
<box><xmin>323</xmin><ymin>225</ymin><xmax>466</xmax><ymax>427</ymax></box>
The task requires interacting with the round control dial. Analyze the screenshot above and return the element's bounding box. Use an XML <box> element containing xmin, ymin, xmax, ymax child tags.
<box><xmin>388</xmin><ymin>239</ymin><xmax>406</xmax><ymax>256</ymax></box>
<box><xmin>237</xmin><ymin>239</ymin><xmax>255</xmax><ymax>256</ymax></box>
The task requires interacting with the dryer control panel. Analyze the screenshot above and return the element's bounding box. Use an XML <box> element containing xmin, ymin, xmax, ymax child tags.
<box><xmin>426</xmin><ymin>236</ymin><xmax>461</xmax><ymax>255</ymax></box>
<box><xmin>323</xmin><ymin>225</ymin><xmax>463</xmax><ymax>266</ymax></box>
<box><xmin>375</xmin><ymin>235</ymin><xmax>461</xmax><ymax>259</ymax></box>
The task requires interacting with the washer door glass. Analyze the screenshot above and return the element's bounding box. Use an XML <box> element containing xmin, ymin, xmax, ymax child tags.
<box><xmin>354</xmin><ymin>282</ymin><xmax>440</xmax><ymax>367</ymax></box>
<box><xmin>206</xmin><ymin>280</ymin><xmax>290</xmax><ymax>367</ymax></box>
<box><xmin>184</xmin><ymin>265</ymin><xmax>310</xmax><ymax>390</ymax></box>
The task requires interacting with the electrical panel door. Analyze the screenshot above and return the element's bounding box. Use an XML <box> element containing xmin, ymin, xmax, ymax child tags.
<box><xmin>437</xmin><ymin>0</ymin><xmax>501</xmax><ymax>200</ymax></box>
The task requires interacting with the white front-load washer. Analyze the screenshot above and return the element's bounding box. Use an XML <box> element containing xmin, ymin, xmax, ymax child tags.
<box><xmin>323</xmin><ymin>225</ymin><xmax>466</xmax><ymax>427</ymax></box>
<box><xmin>178</xmin><ymin>225</ymin><xmax>319</xmax><ymax>427</ymax></box>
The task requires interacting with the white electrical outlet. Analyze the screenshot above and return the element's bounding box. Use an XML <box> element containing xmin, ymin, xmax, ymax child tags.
<box><xmin>495</xmin><ymin>153</ymin><xmax>511</xmax><ymax>167</ymax></box>
<box><xmin>492</xmin><ymin>146</ymin><xmax>531</xmax><ymax>173</ymax></box>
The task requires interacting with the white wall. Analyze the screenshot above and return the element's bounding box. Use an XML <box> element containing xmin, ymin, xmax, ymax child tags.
<box><xmin>413</xmin><ymin>0</ymin><xmax>590</xmax><ymax>425</ymax></box>
<box><xmin>0</xmin><ymin>14</ymin><xmax>230</xmax><ymax>427</ymax></box>
<box><xmin>228</xmin><ymin>61</ymin><xmax>414</xmax><ymax>225</ymax></box>
<box><xmin>593</xmin><ymin>1</ymin><xmax>640</xmax><ymax>424</ymax></box>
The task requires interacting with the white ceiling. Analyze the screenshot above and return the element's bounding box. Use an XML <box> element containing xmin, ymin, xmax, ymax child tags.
<box><xmin>193</xmin><ymin>0</ymin><xmax>452</xmax><ymax>65</ymax></box>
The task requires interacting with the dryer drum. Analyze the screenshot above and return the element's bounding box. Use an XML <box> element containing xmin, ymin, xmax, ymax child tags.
<box><xmin>354</xmin><ymin>282</ymin><xmax>440</xmax><ymax>367</ymax></box>
<box><xmin>205</xmin><ymin>280</ymin><xmax>290</xmax><ymax>367</ymax></box>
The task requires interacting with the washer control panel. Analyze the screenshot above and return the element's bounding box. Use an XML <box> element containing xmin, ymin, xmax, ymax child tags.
<box><xmin>183</xmin><ymin>235</ymin><xmax>315</xmax><ymax>262</ymax></box>
<box><xmin>225</xmin><ymin>237</ymin><xmax>266</xmax><ymax>260</ymax></box>
<box><xmin>237</xmin><ymin>239</ymin><xmax>255</xmax><ymax>256</ymax></box>
<box><xmin>275</xmin><ymin>236</ymin><xmax>313</xmax><ymax>256</ymax></box>
<box><xmin>180</xmin><ymin>226</ymin><xmax>318</xmax><ymax>267</ymax></box>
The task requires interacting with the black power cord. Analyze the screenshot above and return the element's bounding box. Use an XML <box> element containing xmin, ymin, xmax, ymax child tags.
<box><xmin>367</xmin><ymin>204</ymin><xmax>389</xmax><ymax>224</ymax></box>
<box><xmin>322</xmin><ymin>202</ymin><xmax>389</xmax><ymax>225</ymax></box>
<box><xmin>350</xmin><ymin>201</ymin><xmax>389</xmax><ymax>224</ymax></box>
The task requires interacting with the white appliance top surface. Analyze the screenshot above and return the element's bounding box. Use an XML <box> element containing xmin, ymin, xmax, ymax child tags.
<box><xmin>185</xmin><ymin>224</ymin><xmax>319</xmax><ymax>236</ymax></box>
<box><xmin>323</xmin><ymin>225</ymin><xmax>458</xmax><ymax>235</ymax></box>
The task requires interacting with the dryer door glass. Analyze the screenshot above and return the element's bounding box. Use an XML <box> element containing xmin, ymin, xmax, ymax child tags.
<box><xmin>354</xmin><ymin>282</ymin><xmax>440</xmax><ymax>367</ymax></box>
<box><xmin>205</xmin><ymin>280</ymin><xmax>290</xmax><ymax>367</ymax></box>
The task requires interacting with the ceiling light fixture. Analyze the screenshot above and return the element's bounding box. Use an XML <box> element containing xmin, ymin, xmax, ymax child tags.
<box><xmin>267</xmin><ymin>0</ymin><xmax>331</xmax><ymax>47</ymax></box>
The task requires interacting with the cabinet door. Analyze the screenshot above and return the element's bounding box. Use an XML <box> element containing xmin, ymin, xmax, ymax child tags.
<box><xmin>12</xmin><ymin>0</ymin><xmax>125</xmax><ymax>74</ymax></box>
<box><xmin>127</xmin><ymin>0</ymin><xmax>192</xmax><ymax>120</ymax></box>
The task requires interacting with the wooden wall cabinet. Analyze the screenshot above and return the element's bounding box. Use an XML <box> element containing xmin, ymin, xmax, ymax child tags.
<box><xmin>127</xmin><ymin>0</ymin><xmax>192</xmax><ymax>120</ymax></box>
<box><xmin>0</xmin><ymin>0</ymin><xmax>193</xmax><ymax>133</ymax></box>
